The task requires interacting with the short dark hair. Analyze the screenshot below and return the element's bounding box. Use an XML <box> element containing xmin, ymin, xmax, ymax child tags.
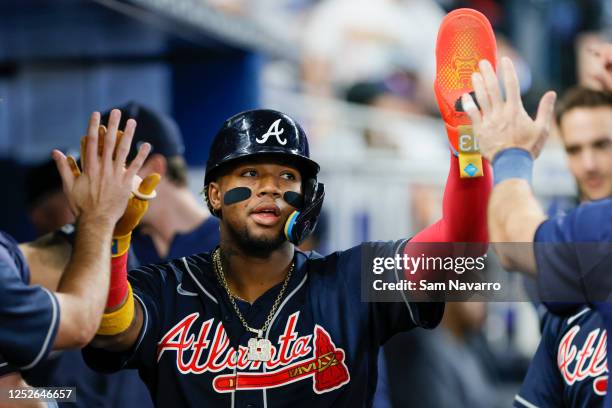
<box><xmin>25</xmin><ymin>158</ymin><xmax>63</xmax><ymax>209</ymax></box>
<box><xmin>165</xmin><ymin>155</ymin><xmax>188</xmax><ymax>187</ymax></box>
<box><xmin>101</xmin><ymin>102</ymin><xmax>185</xmax><ymax>162</ymax></box>
<box><xmin>556</xmin><ymin>86</ymin><xmax>612</xmax><ymax>125</ymax></box>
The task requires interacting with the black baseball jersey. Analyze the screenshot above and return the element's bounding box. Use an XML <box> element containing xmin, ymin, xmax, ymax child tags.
<box><xmin>84</xmin><ymin>240</ymin><xmax>443</xmax><ymax>407</ymax></box>
<box><xmin>515</xmin><ymin>307</ymin><xmax>607</xmax><ymax>408</ymax></box>
<box><xmin>534</xmin><ymin>199</ymin><xmax>612</xmax><ymax>408</ymax></box>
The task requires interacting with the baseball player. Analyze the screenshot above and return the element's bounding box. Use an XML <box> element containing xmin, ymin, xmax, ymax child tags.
<box><xmin>81</xmin><ymin>109</ymin><xmax>490</xmax><ymax>408</ymax></box>
<box><xmin>516</xmin><ymin>306</ymin><xmax>607</xmax><ymax>408</ymax></box>
<box><xmin>514</xmin><ymin>88</ymin><xmax>612</xmax><ymax>407</ymax></box>
<box><xmin>80</xmin><ymin>9</ymin><xmax>493</xmax><ymax>407</ymax></box>
<box><xmin>461</xmin><ymin>51</ymin><xmax>612</xmax><ymax>406</ymax></box>
<box><xmin>0</xmin><ymin>110</ymin><xmax>152</xmax><ymax>402</ymax></box>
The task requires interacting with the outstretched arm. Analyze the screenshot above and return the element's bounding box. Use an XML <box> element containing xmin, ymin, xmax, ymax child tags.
<box><xmin>462</xmin><ymin>57</ymin><xmax>556</xmax><ymax>276</ymax></box>
<box><xmin>51</xmin><ymin>110</ymin><xmax>152</xmax><ymax>349</ymax></box>
<box><xmin>411</xmin><ymin>153</ymin><xmax>491</xmax><ymax>244</ymax></box>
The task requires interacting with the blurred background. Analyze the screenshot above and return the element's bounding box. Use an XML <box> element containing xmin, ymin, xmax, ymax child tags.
<box><xmin>0</xmin><ymin>0</ymin><xmax>610</xmax><ymax>406</ymax></box>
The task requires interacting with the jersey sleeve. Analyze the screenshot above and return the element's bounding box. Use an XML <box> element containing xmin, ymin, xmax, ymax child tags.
<box><xmin>514</xmin><ymin>313</ymin><xmax>564</xmax><ymax>407</ymax></box>
<box><xmin>0</xmin><ymin>247</ymin><xmax>60</xmax><ymax>370</ymax></box>
<box><xmin>347</xmin><ymin>240</ymin><xmax>444</xmax><ymax>345</ymax></box>
<box><xmin>0</xmin><ymin>354</ymin><xmax>19</xmax><ymax>378</ymax></box>
<box><xmin>82</xmin><ymin>262</ymin><xmax>174</xmax><ymax>373</ymax></box>
<box><xmin>411</xmin><ymin>154</ymin><xmax>491</xmax><ymax>244</ymax></box>
<box><xmin>535</xmin><ymin>199</ymin><xmax>612</xmax><ymax>306</ymax></box>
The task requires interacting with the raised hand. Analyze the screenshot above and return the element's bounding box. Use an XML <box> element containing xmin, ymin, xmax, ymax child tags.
<box><xmin>461</xmin><ymin>57</ymin><xmax>557</xmax><ymax>161</ymax></box>
<box><xmin>90</xmin><ymin>124</ymin><xmax>160</xmax><ymax>238</ymax></box>
<box><xmin>52</xmin><ymin>110</ymin><xmax>151</xmax><ymax>225</ymax></box>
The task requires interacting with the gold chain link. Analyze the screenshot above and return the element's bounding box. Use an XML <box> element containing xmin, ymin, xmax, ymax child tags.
<box><xmin>212</xmin><ymin>248</ymin><xmax>293</xmax><ymax>338</ymax></box>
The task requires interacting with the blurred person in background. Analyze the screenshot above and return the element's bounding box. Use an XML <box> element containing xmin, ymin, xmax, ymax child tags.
<box><xmin>25</xmin><ymin>159</ymin><xmax>75</xmax><ymax>237</ymax></box>
<box><xmin>384</xmin><ymin>302</ymin><xmax>500</xmax><ymax>407</ymax></box>
<box><xmin>558</xmin><ymin>88</ymin><xmax>612</xmax><ymax>203</ymax></box>
<box><xmin>345</xmin><ymin>77</ymin><xmax>447</xmax><ymax>233</ymax></box>
<box><xmin>101</xmin><ymin>102</ymin><xmax>220</xmax><ymax>265</ymax></box>
<box><xmin>301</xmin><ymin>0</ymin><xmax>444</xmax><ymax>109</ymax></box>
<box><xmin>344</xmin><ymin>77</ymin><xmax>448</xmax><ymax>158</ymax></box>
<box><xmin>515</xmin><ymin>87</ymin><xmax>612</xmax><ymax>408</ymax></box>
<box><xmin>577</xmin><ymin>35</ymin><xmax>612</xmax><ymax>93</ymax></box>
<box><xmin>345</xmin><ymin>77</ymin><xmax>430</xmax><ymax>149</ymax></box>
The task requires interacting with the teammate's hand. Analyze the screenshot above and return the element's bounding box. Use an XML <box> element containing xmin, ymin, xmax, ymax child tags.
<box><xmin>80</xmin><ymin>124</ymin><xmax>160</xmax><ymax>237</ymax></box>
<box><xmin>85</xmin><ymin>123</ymin><xmax>161</xmax><ymax>237</ymax></box>
<box><xmin>52</xmin><ymin>110</ymin><xmax>151</xmax><ymax>225</ymax></box>
<box><xmin>461</xmin><ymin>57</ymin><xmax>557</xmax><ymax>161</ymax></box>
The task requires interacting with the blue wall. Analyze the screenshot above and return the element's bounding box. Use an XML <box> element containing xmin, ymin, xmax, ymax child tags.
<box><xmin>0</xmin><ymin>1</ymin><xmax>261</xmax><ymax>240</ymax></box>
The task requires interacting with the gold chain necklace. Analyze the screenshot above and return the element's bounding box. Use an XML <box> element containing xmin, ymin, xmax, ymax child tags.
<box><xmin>212</xmin><ymin>248</ymin><xmax>293</xmax><ymax>362</ymax></box>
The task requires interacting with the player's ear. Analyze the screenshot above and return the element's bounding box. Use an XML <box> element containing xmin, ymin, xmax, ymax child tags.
<box><xmin>208</xmin><ymin>182</ymin><xmax>222</xmax><ymax>214</ymax></box>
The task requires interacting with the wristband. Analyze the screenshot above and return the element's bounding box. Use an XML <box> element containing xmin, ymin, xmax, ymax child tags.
<box><xmin>107</xmin><ymin>252</ymin><xmax>129</xmax><ymax>309</ymax></box>
<box><xmin>111</xmin><ymin>233</ymin><xmax>131</xmax><ymax>257</ymax></box>
<box><xmin>98</xmin><ymin>283</ymin><xmax>135</xmax><ymax>336</ymax></box>
<box><xmin>492</xmin><ymin>148</ymin><xmax>533</xmax><ymax>186</ymax></box>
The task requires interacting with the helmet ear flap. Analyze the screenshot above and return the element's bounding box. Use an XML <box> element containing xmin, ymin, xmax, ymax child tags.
<box><xmin>284</xmin><ymin>180</ymin><xmax>325</xmax><ymax>245</ymax></box>
<box><xmin>302</xmin><ymin>178</ymin><xmax>317</xmax><ymax>204</ymax></box>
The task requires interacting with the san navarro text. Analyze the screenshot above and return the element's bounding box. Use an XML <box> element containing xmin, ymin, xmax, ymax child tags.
<box><xmin>372</xmin><ymin>279</ymin><xmax>501</xmax><ymax>292</ymax></box>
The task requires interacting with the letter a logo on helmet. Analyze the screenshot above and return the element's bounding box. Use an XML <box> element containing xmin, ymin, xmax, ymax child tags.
<box><xmin>256</xmin><ymin>119</ymin><xmax>287</xmax><ymax>145</ymax></box>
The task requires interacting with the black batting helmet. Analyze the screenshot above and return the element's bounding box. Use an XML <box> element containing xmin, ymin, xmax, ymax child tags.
<box><xmin>204</xmin><ymin>109</ymin><xmax>319</xmax><ymax>186</ymax></box>
<box><xmin>203</xmin><ymin>109</ymin><xmax>324</xmax><ymax>245</ymax></box>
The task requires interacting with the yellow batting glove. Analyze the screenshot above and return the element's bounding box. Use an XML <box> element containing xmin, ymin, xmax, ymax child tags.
<box><xmin>112</xmin><ymin>173</ymin><xmax>161</xmax><ymax>257</ymax></box>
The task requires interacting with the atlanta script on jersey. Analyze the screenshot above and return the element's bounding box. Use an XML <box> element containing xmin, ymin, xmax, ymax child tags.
<box><xmin>84</xmin><ymin>240</ymin><xmax>444</xmax><ymax>407</ymax></box>
<box><xmin>515</xmin><ymin>307</ymin><xmax>608</xmax><ymax>408</ymax></box>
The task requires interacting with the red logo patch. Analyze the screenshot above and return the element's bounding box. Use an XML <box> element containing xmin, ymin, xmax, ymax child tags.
<box><xmin>157</xmin><ymin>312</ymin><xmax>350</xmax><ymax>394</ymax></box>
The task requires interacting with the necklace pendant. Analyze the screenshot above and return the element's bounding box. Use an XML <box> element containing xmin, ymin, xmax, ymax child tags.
<box><xmin>247</xmin><ymin>337</ymin><xmax>272</xmax><ymax>362</ymax></box>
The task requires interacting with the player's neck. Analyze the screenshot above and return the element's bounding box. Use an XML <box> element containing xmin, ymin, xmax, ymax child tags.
<box><xmin>219</xmin><ymin>240</ymin><xmax>294</xmax><ymax>304</ymax></box>
<box><xmin>139</xmin><ymin>186</ymin><xmax>208</xmax><ymax>258</ymax></box>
